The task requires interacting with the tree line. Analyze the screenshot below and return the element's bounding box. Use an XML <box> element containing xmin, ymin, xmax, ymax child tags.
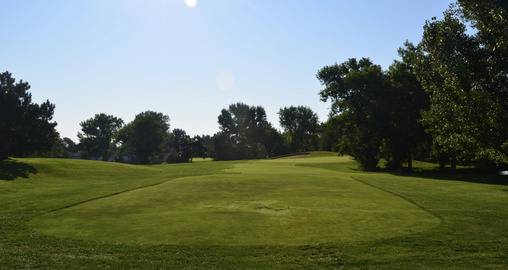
<box><xmin>0</xmin><ymin>75</ymin><xmax>323</xmax><ymax>163</ymax></box>
<box><xmin>73</xmin><ymin>103</ymin><xmax>321</xmax><ymax>164</ymax></box>
<box><xmin>317</xmin><ymin>1</ymin><xmax>507</xmax><ymax>171</ymax></box>
<box><xmin>2</xmin><ymin>1</ymin><xmax>506</xmax><ymax>171</ymax></box>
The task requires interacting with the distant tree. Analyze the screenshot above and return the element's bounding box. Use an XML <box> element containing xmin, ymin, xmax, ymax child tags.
<box><xmin>62</xmin><ymin>137</ymin><xmax>77</xmax><ymax>155</ymax></box>
<box><xmin>117</xmin><ymin>111</ymin><xmax>169</xmax><ymax>164</ymax></box>
<box><xmin>0</xmin><ymin>71</ymin><xmax>58</xmax><ymax>159</ymax></box>
<box><xmin>78</xmin><ymin>113</ymin><xmax>124</xmax><ymax>161</ymax></box>
<box><xmin>215</xmin><ymin>102</ymin><xmax>270</xmax><ymax>160</ymax></box>
<box><xmin>190</xmin><ymin>135</ymin><xmax>207</xmax><ymax>161</ymax></box>
<box><xmin>166</xmin><ymin>128</ymin><xmax>193</xmax><ymax>163</ymax></box>
<box><xmin>319</xmin><ymin>116</ymin><xmax>344</xmax><ymax>152</ymax></box>
<box><xmin>201</xmin><ymin>134</ymin><xmax>213</xmax><ymax>158</ymax></box>
<box><xmin>278</xmin><ymin>106</ymin><xmax>320</xmax><ymax>152</ymax></box>
<box><xmin>263</xmin><ymin>125</ymin><xmax>288</xmax><ymax>157</ymax></box>
<box><xmin>212</xmin><ymin>131</ymin><xmax>234</xmax><ymax>161</ymax></box>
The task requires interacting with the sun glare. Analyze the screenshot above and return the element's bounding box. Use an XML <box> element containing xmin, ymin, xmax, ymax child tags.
<box><xmin>185</xmin><ymin>0</ymin><xmax>197</xmax><ymax>8</ymax></box>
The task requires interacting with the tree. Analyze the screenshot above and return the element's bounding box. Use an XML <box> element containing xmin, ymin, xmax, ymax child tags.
<box><xmin>215</xmin><ymin>102</ymin><xmax>270</xmax><ymax>160</ymax></box>
<box><xmin>0</xmin><ymin>71</ymin><xmax>58</xmax><ymax>159</ymax></box>
<box><xmin>263</xmin><ymin>125</ymin><xmax>288</xmax><ymax>157</ymax></box>
<box><xmin>412</xmin><ymin>4</ymin><xmax>508</xmax><ymax>169</ymax></box>
<box><xmin>62</xmin><ymin>137</ymin><xmax>77</xmax><ymax>155</ymax></box>
<box><xmin>382</xmin><ymin>58</ymin><xmax>430</xmax><ymax>171</ymax></box>
<box><xmin>319</xmin><ymin>116</ymin><xmax>344</xmax><ymax>152</ymax></box>
<box><xmin>77</xmin><ymin>113</ymin><xmax>124</xmax><ymax>161</ymax></box>
<box><xmin>317</xmin><ymin>58</ymin><xmax>387</xmax><ymax>171</ymax></box>
<box><xmin>116</xmin><ymin>111</ymin><xmax>169</xmax><ymax>164</ymax></box>
<box><xmin>190</xmin><ymin>135</ymin><xmax>207</xmax><ymax>162</ymax></box>
<box><xmin>457</xmin><ymin>1</ymin><xmax>508</xmax><ymax>165</ymax></box>
<box><xmin>278</xmin><ymin>106</ymin><xmax>320</xmax><ymax>152</ymax></box>
<box><xmin>165</xmin><ymin>128</ymin><xmax>193</xmax><ymax>163</ymax></box>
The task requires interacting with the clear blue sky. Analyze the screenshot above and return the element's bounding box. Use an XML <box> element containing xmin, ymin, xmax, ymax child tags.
<box><xmin>1</xmin><ymin>0</ymin><xmax>453</xmax><ymax>141</ymax></box>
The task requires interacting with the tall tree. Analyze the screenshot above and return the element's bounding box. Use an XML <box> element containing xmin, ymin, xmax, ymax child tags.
<box><xmin>383</xmin><ymin>58</ymin><xmax>430</xmax><ymax>171</ymax></box>
<box><xmin>190</xmin><ymin>135</ymin><xmax>207</xmax><ymax>162</ymax></box>
<box><xmin>78</xmin><ymin>113</ymin><xmax>124</xmax><ymax>161</ymax></box>
<box><xmin>116</xmin><ymin>111</ymin><xmax>169</xmax><ymax>164</ymax></box>
<box><xmin>263</xmin><ymin>125</ymin><xmax>288</xmax><ymax>157</ymax></box>
<box><xmin>413</xmin><ymin>5</ymin><xmax>508</xmax><ymax>168</ymax></box>
<box><xmin>215</xmin><ymin>102</ymin><xmax>269</xmax><ymax>160</ymax></box>
<box><xmin>317</xmin><ymin>58</ymin><xmax>387</xmax><ymax>171</ymax></box>
<box><xmin>165</xmin><ymin>128</ymin><xmax>193</xmax><ymax>163</ymax></box>
<box><xmin>457</xmin><ymin>0</ymin><xmax>508</xmax><ymax>164</ymax></box>
<box><xmin>0</xmin><ymin>71</ymin><xmax>58</xmax><ymax>159</ymax></box>
<box><xmin>278</xmin><ymin>106</ymin><xmax>320</xmax><ymax>152</ymax></box>
<box><xmin>318</xmin><ymin>116</ymin><xmax>344</xmax><ymax>152</ymax></box>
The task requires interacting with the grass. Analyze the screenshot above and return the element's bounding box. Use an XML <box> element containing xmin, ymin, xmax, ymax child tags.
<box><xmin>0</xmin><ymin>152</ymin><xmax>507</xmax><ymax>269</ymax></box>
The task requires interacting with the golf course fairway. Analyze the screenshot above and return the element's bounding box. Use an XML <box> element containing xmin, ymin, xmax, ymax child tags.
<box><xmin>30</xmin><ymin>154</ymin><xmax>439</xmax><ymax>245</ymax></box>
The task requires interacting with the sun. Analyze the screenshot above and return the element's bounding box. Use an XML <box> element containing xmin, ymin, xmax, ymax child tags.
<box><xmin>185</xmin><ymin>0</ymin><xmax>197</xmax><ymax>8</ymax></box>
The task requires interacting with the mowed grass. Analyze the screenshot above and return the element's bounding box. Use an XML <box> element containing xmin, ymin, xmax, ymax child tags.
<box><xmin>1</xmin><ymin>152</ymin><xmax>507</xmax><ymax>269</ymax></box>
<box><xmin>30</xmin><ymin>156</ymin><xmax>438</xmax><ymax>245</ymax></box>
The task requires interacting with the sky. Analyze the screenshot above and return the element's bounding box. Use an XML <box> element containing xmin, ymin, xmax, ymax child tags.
<box><xmin>1</xmin><ymin>0</ymin><xmax>454</xmax><ymax>141</ymax></box>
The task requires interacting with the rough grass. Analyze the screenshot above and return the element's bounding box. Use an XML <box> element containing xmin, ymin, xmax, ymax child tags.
<box><xmin>1</xmin><ymin>153</ymin><xmax>507</xmax><ymax>269</ymax></box>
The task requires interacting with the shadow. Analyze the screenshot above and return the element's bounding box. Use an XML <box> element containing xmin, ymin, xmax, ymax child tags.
<box><xmin>0</xmin><ymin>159</ymin><xmax>38</xmax><ymax>181</ymax></box>
<box><xmin>389</xmin><ymin>168</ymin><xmax>508</xmax><ymax>186</ymax></box>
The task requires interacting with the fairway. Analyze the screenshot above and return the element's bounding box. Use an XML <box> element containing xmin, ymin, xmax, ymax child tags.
<box><xmin>2</xmin><ymin>153</ymin><xmax>507</xmax><ymax>269</ymax></box>
<box><xmin>31</xmin><ymin>155</ymin><xmax>439</xmax><ymax>245</ymax></box>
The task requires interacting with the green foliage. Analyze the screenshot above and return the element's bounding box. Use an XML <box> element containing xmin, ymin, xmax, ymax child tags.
<box><xmin>0</xmin><ymin>71</ymin><xmax>58</xmax><ymax>159</ymax></box>
<box><xmin>411</xmin><ymin>3</ymin><xmax>508</xmax><ymax>168</ymax></box>
<box><xmin>42</xmin><ymin>136</ymin><xmax>77</xmax><ymax>158</ymax></box>
<box><xmin>317</xmin><ymin>58</ymin><xmax>387</xmax><ymax>171</ymax></box>
<box><xmin>190</xmin><ymin>135</ymin><xmax>207</xmax><ymax>161</ymax></box>
<box><xmin>78</xmin><ymin>113</ymin><xmax>124</xmax><ymax>161</ymax></box>
<box><xmin>214</xmin><ymin>102</ymin><xmax>284</xmax><ymax>160</ymax></box>
<box><xmin>116</xmin><ymin>111</ymin><xmax>169</xmax><ymax>164</ymax></box>
<box><xmin>278</xmin><ymin>105</ymin><xmax>320</xmax><ymax>152</ymax></box>
<box><xmin>318</xmin><ymin>116</ymin><xmax>343</xmax><ymax>151</ymax></box>
<box><xmin>383</xmin><ymin>59</ymin><xmax>430</xmax><ymax>170</ymax></box>
<box><xmin>165</xmin><ymin>128</ymin><xmax>193</xmax><ymax>163</ymax></box>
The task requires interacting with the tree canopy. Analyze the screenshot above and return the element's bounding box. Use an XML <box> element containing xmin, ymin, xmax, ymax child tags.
<box><xmin>0</xmin><ymin>71</ymin><xmax>58</xmax><ymax>159</ymax></box>
<box><xmin>78</xmin><ymin>113</ymin><xmax>124</xmax><ymax>161</ymax></box>
<box><xmin>317</xmin><ymin>57</ymin><xmax>429</xmax><ymax>171</ymax></box>
<box><xmin>278</xmin><ymin>106</ymin><xmax>319</xmax><ymax>152</ymax></box>
<box><xmin>409</xmin><ymin>3</ymin><xmax>508</xmax><ymax>167</ymax></box>
<box><xmin>116</xmin><ymin>111</ymin><xmax>169</xmax><ymax>164</ymax></box>
<box><xmin>213</xmin><ymin>102</ymin><xmax>287</xmax><ymax>160</ymax></box>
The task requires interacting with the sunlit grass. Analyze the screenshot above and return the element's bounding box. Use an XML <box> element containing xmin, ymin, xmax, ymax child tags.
<box><xmin>1</xmin><ymin>153</ymin><xmax>506</xmax><ymax>269</ymax></box>
<box><xmin>31</xmin><ymin>158</ymin><xmax>438</xmax><ymax>245</ymax></box>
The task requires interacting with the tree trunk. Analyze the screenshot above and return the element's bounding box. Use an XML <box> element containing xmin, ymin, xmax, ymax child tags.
<box><xmin>1</xmin><ymin>141</ymin><xmax>9</xmax><ymax>160</ymax></box>
<box><xmin>439</xmin><ymin>161</ymin><xmax>446</xmax><ymax>171</ymax></box>
<box><xmin>407</xmin><ymin>155</ymin><xmax>413</xmax><ymax>172</ymax></box>
<box><xmin>451</xmin><ymin>153</ymin><xmax>457</xmax><ymax>172</ymax></box>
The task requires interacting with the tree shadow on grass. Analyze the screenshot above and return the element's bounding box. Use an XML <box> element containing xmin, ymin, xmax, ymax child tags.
<box><xmin>0</xmin><ymin>159</ymin><xmax>38</xmax><ymax>181</ymax></box>
<box><xmin>390</xmin><ymin>168</ymin><xmax>508</xmax><ymax>186</ymax></box>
